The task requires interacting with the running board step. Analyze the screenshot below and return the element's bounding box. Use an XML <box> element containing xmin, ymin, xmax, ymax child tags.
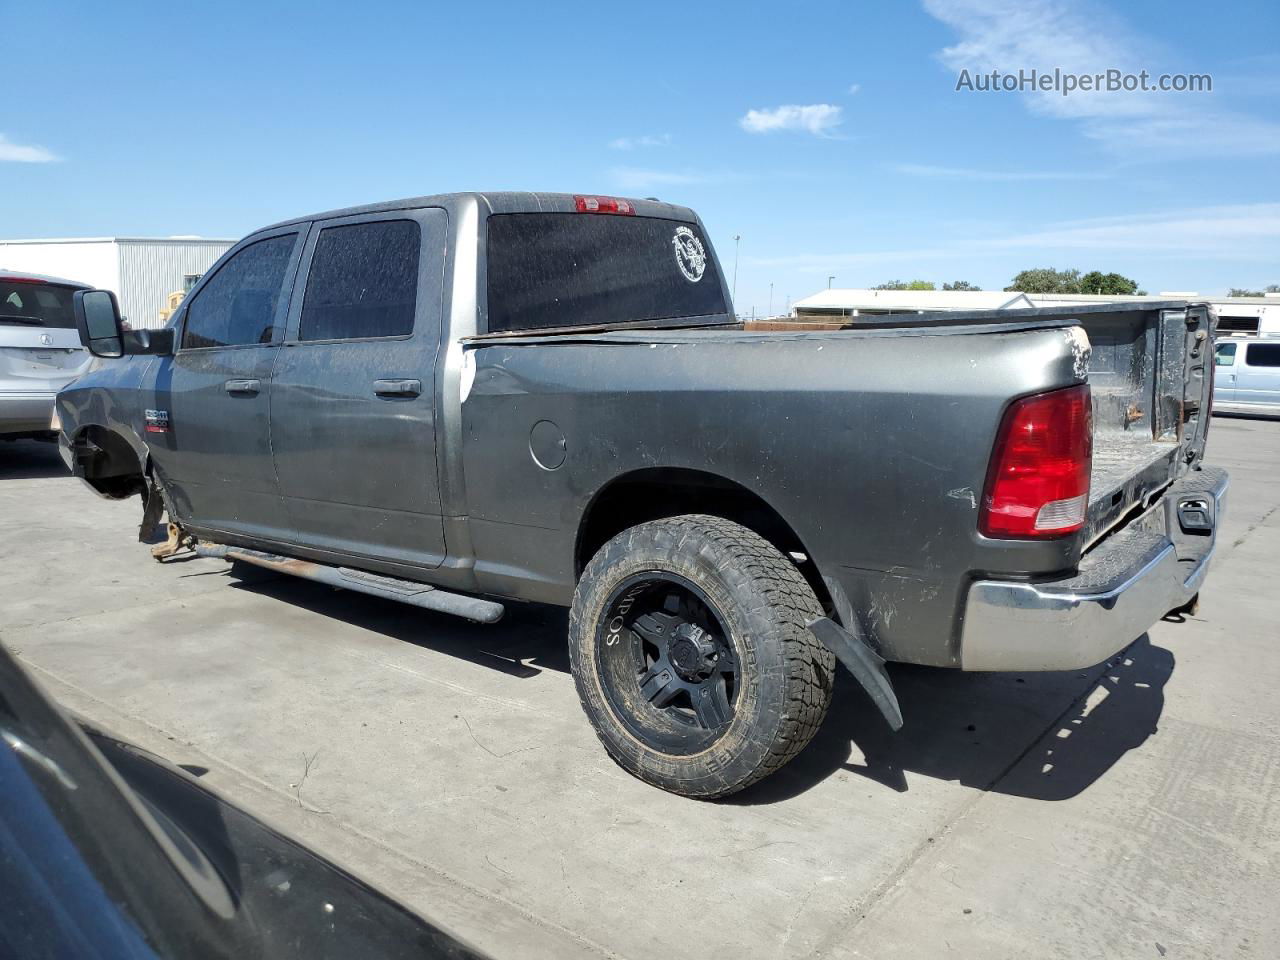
<box><xmin>193</xmin><ymin>544</ymin><xmax>504</xmax><ymax>624</ymax></box>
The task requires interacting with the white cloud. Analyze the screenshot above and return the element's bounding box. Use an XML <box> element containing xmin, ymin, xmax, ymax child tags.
<box><xmin>746</xmin><ymin>246</ymin><xmax>960</xmax><ymax>270</ymax></box>
<box><xmin>608</xmin><ymin>133</ymin><xmax>672</xmax><ymax>151</ymax></box>
<box><xmin>739</xmin><ymin>104</ymin><xmax>843</xmax><ymax>136</ymax></box>
<box><xmin>895</xmin><ymin>163</ymin><xmax>1108</xmax><ymax>181</ymax></box>
<box><xmin>925</xmin><ymin>0</ymin><xmax>1140</xmax><ymax>119</ymax></box>
<box><xmin>848</xmin><ymin>83</ymin><xmax>862</xmax><ymax>95</ymax></box>
<box><xmin>0</xmin><ymin>133</ymin><xmax>59</xmax><ymax>163</ymax></box>
<box><xmin>746</xmin><ymin>203</ymin><xmax>1280</xmax><ymax>271</ymax></box>
<box><xmin>922</xmin><ymin>0</ymin><xmax>1280</xmax><ymax>156</ymax></box>
<box><xmin>1000</xmin><ymin>203</ymin><xmax>1280</xmax><ymax>255</ymax></box>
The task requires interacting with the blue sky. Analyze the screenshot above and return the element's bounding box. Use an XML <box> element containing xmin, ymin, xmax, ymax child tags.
<box><xmin>4</xmin><ymin>0</ymin><xmax>1278</xmax><ymax>314</ymax></box>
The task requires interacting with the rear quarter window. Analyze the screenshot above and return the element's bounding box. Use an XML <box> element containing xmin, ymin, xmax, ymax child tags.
<box><xmin>1245</xmin><ymin>342</ymin><xmax>1280</xmax><ymax>367</ymax></box>
<box><xmin>486</xmin><ymin>214</ymin><xmax>727</xmax><ymax>333</ymax></box>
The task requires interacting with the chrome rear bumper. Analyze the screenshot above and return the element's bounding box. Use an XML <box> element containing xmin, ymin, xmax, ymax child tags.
<box><xmin>960</xmin><ymin>466</ymin><xmax>1228</xmax><ymax>671</ymax></box>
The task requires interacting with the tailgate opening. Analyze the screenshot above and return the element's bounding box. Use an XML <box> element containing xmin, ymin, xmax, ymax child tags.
<box><xmin>1078</xmin><ymin>304</ymin><xmax>1214</xmax><ymax>547</ymax></box>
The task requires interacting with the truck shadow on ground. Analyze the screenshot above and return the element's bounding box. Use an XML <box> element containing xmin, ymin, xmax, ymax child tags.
<box><xmin>0</xmin><ymin>440</ymin><xmax>68</xmax><ymax>480</ymax></box>
<box><xmin>225</xmin><ymin>568</ymin><xmax>572</xmax><ymax>678</ymax></box>
<box><xmin>223</xmin><ymin>569</ymin><xmax>1171</xmax><ymax>806</ymax></box>
<box><xmin>731</xmin><ymin>635</ymin><xmax>1173</xmax><ymax>805</ymax></box>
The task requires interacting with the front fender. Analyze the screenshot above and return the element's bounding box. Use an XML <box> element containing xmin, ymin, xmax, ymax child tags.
<box><xmin>56</xmin><ymin>356</ymin><xmax>153</xmax><ymax>498</ymax></box>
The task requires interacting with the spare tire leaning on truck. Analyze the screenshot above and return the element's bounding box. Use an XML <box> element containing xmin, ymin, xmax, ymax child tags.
<box><xmin>568</xmin><ymin>515</ymin><xmax>837</xmax><ymax>799</ymax></box>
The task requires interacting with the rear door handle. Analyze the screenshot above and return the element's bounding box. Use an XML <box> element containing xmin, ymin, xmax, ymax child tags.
<box><xmin>373</xmin><ymin>378</ymin><xmax>422</xmax><ymax>398</ymax></box>
<box><xmin>224</xmin><ymin>379</ymin><xmax>261</xmax><ymax>395</ymax></box>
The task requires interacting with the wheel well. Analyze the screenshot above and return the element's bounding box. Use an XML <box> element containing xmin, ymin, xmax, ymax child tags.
<box><xmin>575</xmin><ymin>468</ymin><xmax>834</xmax><ymax>615</ymax></box>
<box><xmin>76</xmin><ymin>426</ymin><xmax>147</xmax><ymax>499</ymax></box>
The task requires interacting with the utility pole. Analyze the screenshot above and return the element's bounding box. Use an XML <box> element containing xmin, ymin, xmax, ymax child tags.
<box><xmin>732</xmin><ymin>235</ymin><xmax>741</xmax><ymax>310</ymax></box>
<box><xmin>768</xmin><ymin>283</ymin><xmax>774</xmax><ymax>318</ymax></box>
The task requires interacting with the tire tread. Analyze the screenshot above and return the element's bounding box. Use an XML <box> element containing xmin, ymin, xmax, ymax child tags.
<box><xmin>571</xmin><ymin>514</ymin><xmax>835</xmax><ymax>798</ymax></box>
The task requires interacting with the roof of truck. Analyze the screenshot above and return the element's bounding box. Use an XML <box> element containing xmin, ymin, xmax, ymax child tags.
<box><xmin>259</xmin><ymin>192</ymin><xmax>699</xmax><ymax>233</ymax></box>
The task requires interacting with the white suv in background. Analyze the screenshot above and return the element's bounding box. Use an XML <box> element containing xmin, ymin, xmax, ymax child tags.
<box><xmin>1</xmin><ymin>271</ymin><xmax>94</xmax><ymax>441</ymax></box>
<box><xmin>1214</xmin><ymin>337</ymin><xmax>1280</xmax><ymax>418</ymax></box>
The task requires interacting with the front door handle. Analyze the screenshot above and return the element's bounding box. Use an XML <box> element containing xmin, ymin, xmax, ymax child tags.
<box><xmin>373</xmin><ymin>378</ymin><xmax>422</xmax><ymax>398</ymax></box>
<box><xmin>224</xmin><ymin>379</ymin><xmax>261</xmax><ymax>395</ymax></box>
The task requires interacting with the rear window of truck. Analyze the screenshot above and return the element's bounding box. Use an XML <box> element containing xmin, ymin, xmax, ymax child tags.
<box><xmin>485</xmin><ymin>214</ymin><xmax>727</xmax><ymax>333</ymax></box>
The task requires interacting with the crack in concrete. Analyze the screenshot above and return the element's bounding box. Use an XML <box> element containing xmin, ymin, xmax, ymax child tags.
<box><xmin>1228</xmin><ymin>504</ymin><xmax>1278</xmax><ymax>553</ymax></box>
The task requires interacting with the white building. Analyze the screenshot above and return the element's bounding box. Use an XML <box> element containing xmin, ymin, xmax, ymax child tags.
<box><xmin>791</xmin><ymin>288</ymin><xmax>1280</xmax><ymax>337</ymax></box>
<box><xmin>0</xmin><ymin>237</ymin><xmax>235</xmax><ymax>329</ymax></box>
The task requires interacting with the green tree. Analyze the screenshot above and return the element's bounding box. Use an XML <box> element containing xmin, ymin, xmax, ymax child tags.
<box><xmin>942</xmin><ymin>280</ymin><xmax>982</xmax><ymax>291</ymax></box>
<box><xmin>1079</xmin><ymin>271</ymin><xmax>1142</xmax><ymax>295</ymax></box>
<box><xmin>1006</xmin><ymin>267</ymin><xmax>1143</xmax><ymax>295</ymax></box>
<box><xmin>1230</xmin><ymin>287</ymin><xmax>1265</xmax><ymax>297</ymax></box>
<box><xmin>1005</xmin><ymin>268</ymin><xmax>1082</xmax><ymax>294</ymax></box>
<box><xmin>1267</xmin><ymin>284</ymin><xmax>1280</xmax><ymax>293</ymax></box>
<box><xmin>874</xmin><ymin>280</ymin><xmax>936</xmax><ymax>290</ymax></box>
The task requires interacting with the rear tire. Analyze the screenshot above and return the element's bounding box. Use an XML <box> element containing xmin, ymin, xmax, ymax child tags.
<box><xmin>568</xmin><ymin>515</ymin><xmax>835</xmax><ymax>799</ymax></box>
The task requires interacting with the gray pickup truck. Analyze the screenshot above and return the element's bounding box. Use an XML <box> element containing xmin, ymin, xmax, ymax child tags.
<box><xmin>57</xmin><ymin>192</ymin><xmax>1227</xmax><ymax>799</ymax></box>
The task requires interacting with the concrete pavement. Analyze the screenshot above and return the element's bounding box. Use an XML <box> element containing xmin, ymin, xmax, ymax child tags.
<box><xmin>2</xmin><ymin>417</ymin><xmax>1277</xmax><ymax>959</ymax></box>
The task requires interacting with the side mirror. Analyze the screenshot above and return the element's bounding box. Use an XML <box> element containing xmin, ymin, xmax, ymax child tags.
<box><xmin>73</xmin><ymin>289</ymin><xmax>124</xmax><ymax>358</ymax></box>
<box><xmin>73</xmin><ymin>290</ymin><xmax>175</xmax><ymax>357</ymax></box>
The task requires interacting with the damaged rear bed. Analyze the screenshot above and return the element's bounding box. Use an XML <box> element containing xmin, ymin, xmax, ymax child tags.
<box><xmin>870</xmin><ymin>300</ymin><xmax>1216</xmax><ymax>548</ymax></box>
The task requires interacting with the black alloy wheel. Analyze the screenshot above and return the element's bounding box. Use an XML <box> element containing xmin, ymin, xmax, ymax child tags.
<box><xmin>596</xmin><ymin>573</ymin><xmax>739</xmax><ymax>754</ymax></box>
<box><xmin>569</xmin><ymin>514</ymin><xmax>836</xmax><ymax>799</ymax></box>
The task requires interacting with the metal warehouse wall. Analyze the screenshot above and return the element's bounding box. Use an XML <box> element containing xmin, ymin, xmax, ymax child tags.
<box><xmin>117</xmin><ymin>240</ymin><xmax>234</xmax><ymax>329</ymax></box>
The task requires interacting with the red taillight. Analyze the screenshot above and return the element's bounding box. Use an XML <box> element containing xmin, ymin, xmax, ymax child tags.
<box><xmin>980</xmin><ymin>385</ymin><xmax>1093</xmax><ymax>538</ymax></box>
<box><xmin>574</xmin><ymin>195</ymin><xmax>636</xmax><ymax>215</ymax></box>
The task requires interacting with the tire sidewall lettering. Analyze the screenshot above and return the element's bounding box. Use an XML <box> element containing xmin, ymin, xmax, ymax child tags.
<box><xmin>602</xmin><ymin>582</ymin><xmax>647</xmax><ymax>647</ymax></box>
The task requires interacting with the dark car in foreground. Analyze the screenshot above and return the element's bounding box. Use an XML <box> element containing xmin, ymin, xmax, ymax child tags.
<box><xmin>0</xmin><ymin>641</ymin><xmax>485</xmax><ymax>959</ymax></box>
<box><xmin>1</xmin><ymin>271</ymin><xmax>94</xmax><ymax>441</ymax></box>
<box><xmin>56</xmin><ymin>191</ymin><xmax>1227</xmax><ymax>798</ymax></box>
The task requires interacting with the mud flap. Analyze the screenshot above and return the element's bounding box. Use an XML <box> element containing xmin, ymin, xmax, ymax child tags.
<box><xmin>807</xmin><ymin>616</ymin><xmax>904</xmax><ymax>731</ymax></box>
<box><xmin>138</xmin><ymin>477</ymin><xmax>166</xmax><ymax>543</ymax></box>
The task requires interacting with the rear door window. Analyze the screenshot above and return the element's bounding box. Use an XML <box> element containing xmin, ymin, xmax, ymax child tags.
<box><xmin>0</xmin><ymin>281</ymin><xmax>78</xmax><ymax>329</ymax></box>
<box><xmin>299</xmin><ymin>220</ymin><xmax>420</xmax><ymax>341</ymax></box>
<box><xmin>486</xmin><ymin>214</ymin><xmax>727</xmax><ymax>333</ymax></box>
<box><xmin>1245</xmin><ymin>343</ymin><xmax>1280</xmax><ymax>367</ymax></box>
<box><xmin>182</xmin><ymin>234</ymin><xmax>297</xmax><ymax>349</ymax></box>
